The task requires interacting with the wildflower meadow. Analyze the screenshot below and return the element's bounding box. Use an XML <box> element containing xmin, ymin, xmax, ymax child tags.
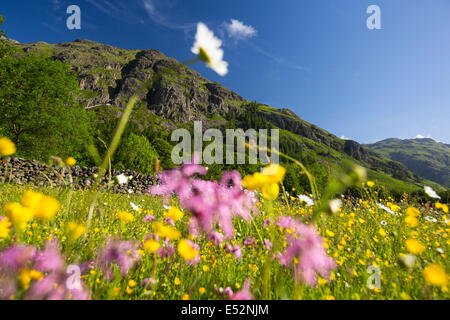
<box><xmin>0</xmin><ymin>11</ymin><xmax>449</xmax><ymax>303</ymax></box>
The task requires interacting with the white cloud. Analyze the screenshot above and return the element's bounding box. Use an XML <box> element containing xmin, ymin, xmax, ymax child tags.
<box><xmin>340</xmin><ymin>136</ymin><xmax>351</xmax><ymax>140</ymax></box>
<box><xmin>224</xmin><ymin>19</ymin><xmax>257</xmax><ymax>40</ymax></box>
<box><xmin>415</xmin><ymin>134</ymin><xmax>426</xmax><ymax>139</ymax></box>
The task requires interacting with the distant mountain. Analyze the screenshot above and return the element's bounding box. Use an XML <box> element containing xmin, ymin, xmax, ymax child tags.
<box><xmin>365</xmin><ymin>138</ymin><xmax>450</xmax><ymax>188</ymax></box>
<box><xmin>10</xmin><ymin>39</ymin><xmax>447</xmax><ymax>195</ymax></box>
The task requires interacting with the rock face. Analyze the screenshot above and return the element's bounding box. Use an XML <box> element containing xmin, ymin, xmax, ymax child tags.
<box><xmin>344</xmin><ymin>140</ymin><xmax>371</xmax><ymax>162</ymax></box>
<box><xmin>16</xmin><ymin>39</ymin><xmax>245</xmax><ymax>124</ymax></box>
<box><xmin>0</xmin><ymin>158</ymin><xmax>158</xmax><ymax>195</ymax></box>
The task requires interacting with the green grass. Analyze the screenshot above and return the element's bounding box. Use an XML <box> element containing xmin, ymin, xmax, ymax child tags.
<box><xmin>0</xmin><ymin>180</ymin><xmax>448</xmax><ymax>300</ymax></box>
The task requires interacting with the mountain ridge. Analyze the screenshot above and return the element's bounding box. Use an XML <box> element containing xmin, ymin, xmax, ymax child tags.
<box><xmin>365</xmin><ymin>138</ymin><xmax>450</xmax><ymax>188</ymax></box>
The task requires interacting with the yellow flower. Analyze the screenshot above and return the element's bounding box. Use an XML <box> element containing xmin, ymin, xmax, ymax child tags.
<box><xmin>174</xmin><ymin>277</ymin><xmax>181</xmax><ymax>285</ymax></box>
<box><xmin>406</xmin><ymin>207</ymin><xmax>420</xmax><ymax>217</ymax></box>
<box><xmin>29</xmin><ymin>270</ymin><xmax>43</xmax><ymax>281</ymax></box>
<box><xmin>366</xmin><ymin>181</ymin><xmax>375</xmax><ymax>188</ymax></box>
<box><xmin>423</xmin><ymin>264</ymin><xmax>448</xmax><ymax>288</ymax></box>
<box><xmin>128</xmin><ymin>280</ymin><xmax>137</xmax><ymax>288</ymax></box>
<box><xmin>66</xmin><ymin>222</ymin><xmax>86</xmax><ymax>240</ymax></box>
<box><xmin>182</xmin><ymin>294</ymin><xmax>190</xmax><ymax>300</ymax></box>
<box><xmin>325</xmin><ymin>230</ymin><xmax>335</xmax><ymax>237</ymax></box>
<box><xmin>0</xmin><ymin>137</ymin><xmax>16</xmax><ymax>156</ymax></box>
<box><xmin>20</xmin><ymin>269</ymin><xmax>32</xmax><ymax>289</ymax></box>
<box><xmin>143</xmin><ymin>239</ymin><xmax>160</xmax><ymax>254</ymax></box>
<box><xmin>405</xmin><ymin>215</ymin><xmax>418</xmax><ymax>228</ymax></box>
<box><xmin>125</xmin><ymin>286</ymin><xmax>133</xmax><ymax>294</ymax></box>
<box><xmin>261</xmin><ymin>164</ymin><xmax>286</xmax><ymax>184</ymax></box>
<box><xmin>0</xmin><ymin>217</ymin><xmax>12</xmax><ymax>238</ymax></box>
<box><xmin>22</xmin><ymin>191</ymin><xmax>60</xmax><ymax>220</ymax></box>
<box><xmin>405</xmin><ymin>239</ymin><xmax>426</xmax><ymax>254</ymax></box>
<box><xmin>199</xmin><ymin>287</ymin><xmax>206</xmax><ymax>295</ymax></box>
<box><xmin>117</xmin><ymin>211</ymin><xmax>134</xmax><ymax>223</ymax></box>
<box><xmin>21</xmin><ymin>191</ymin><xmax>43</xmax><ymax>211</ymax></box>
<box><xmin>166</xmin><ymin>207</ymin><xmax>183</xmax><ymax>222</ymax></box>
<box><xmin>242</xmin><ymin>172</ymin><xmax>269</xmax><ymax>190</ymax></box>
<box><xmin>436</xmin><ymin>203</ymin><xmax>449</xmax><ymax>213</ymax></box>
<box><xmin>3</xmin><ymin>202</ymin><xmax>34</xmax><ymax>230</ymax></box>
<box><xmin>325</xmin><ymin>295</ymin><xmax>335</xmax><ymax>300</ymax></box>
<box><xmin>65</xmin><ymin>157</ymin><xmax>77</xmax><ymax>167</ymax></box>
<box><xmin>152</xmin><ymin>222</ymin><xmax>181</xmax><ymax>240</ymax></box>
<box><xmin>318</xmin><ymin>277</ymin><xmax>327</xmax><ymax>285</ymax></box>
<box><xmin>379</xmin><ymin>228</ymin><xmax>387</xmax><ymax>237</ymax></box>
<box><xmin>261</xmin><ymin>183</ymin><xmax>279</xmax><ymax>201</ymax></box>
<box><xmin>178</xmin><ymin>239</ymin><xmax>199</xmax><ymax>260</ymax></box>
<box><xmin>400</xmin><ymin>292</ymin><xmax>412</xmax><ymax>300</ymax></box>
<box><xmin>202</xmin><ymin>265</ymin><xmax>210</xmax><ymax>272</ymax></box>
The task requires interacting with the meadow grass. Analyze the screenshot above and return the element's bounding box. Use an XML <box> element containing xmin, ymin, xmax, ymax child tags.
<box><xmin>0</xmin><ymin>180</ymin><xmax>448</xmax><ymax>300</ymax></box>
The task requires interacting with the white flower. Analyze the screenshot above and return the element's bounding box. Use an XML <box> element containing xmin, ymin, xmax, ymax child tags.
<box><xmin>298</xmin><ymin>194</ymin><xmax>314</xmax><ymax>207</ymax></box>
<box><xmin>424</xmin><ymin>186</ymin><xmax>441</xmax><ymax>199</ymax></box>
<box><xmin>128</xmin><ymin>189</ymin><xmax>134</xmax><ymax>194</ymax></box>
<box><xmin>328</xmin><ymin>199</ymin><xmax>342</xmax><ymax>214</ymax></box>
<box><xmin>115</xmin><ymin>174</ymin><xmax>129</xmax><ymax>185</ymax></box>
<box><xmin>376</xmin><ymin>203</ymin><xmax>396</xmax><ymax>215</ymax></box>
<box><xmin>163</xmin><ymin>205</ymin><xmax>171</xmax><ymax>210</ymax></box>
<box><xmin>424</xmin><ymin>216</ymin><xmax>437</xmax><ymax>223</ymax></box>
<box><xmin>398</xmin><ymin>254</ymin><xmax>416</xmax><ymax>269</ymax></box>
<box><xmin>191</xmin><ymin>22</ymin><xmax>228</xmax><ymax>76</ymax></box>
<box><xmin>437</xmin><ymin>248</ymin><xmax>444</xmax><ymax>254</ymax></box>
<box><xmin>381</xmin><ymin>220</ymin><xmax>388</xmax><ymax>226</ymax></box>
<box><xmin>130</xmin><ymin>202</ymin><xmax>140</xmax><ymax>212</ymax></box>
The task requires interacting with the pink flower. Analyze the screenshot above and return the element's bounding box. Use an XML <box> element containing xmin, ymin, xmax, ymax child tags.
<box><xmin>229</xmin><ymin>280</ymin><xmax>253</xmax><ymax>300</ymax></box>
<box><xmin>224</xmin><ymin>286</ymin><xmax>233</xmax><ymax>297</ymax></box>
<box><xmin>149</xmin><ymin>163</ymin><xmax>259</xmax><ymax>241</ymax></box>
<box><xmin>143</xmin><ymin>214</ymin><xmax>155</xmax><ymax>222</ymax></box>
<box><xmin>225</xmin><ymin>243</ymin><xmax>242</xmax><ymax>259</ymax></box>
<box><xmin>0</xmin><ymin>245</ymin><xmax>37</xmax><ymax>272</ymax></box>
<box><xmin>26</xmin><ymin>272</ymin><xmax>89</xmax><ymax>300</ymax></box>
<box><xmin>244</xmin><ymin>237</ymin><xmax>256</xmax><ymax>247</ymax></box>
<box><xmin>0</xmin><ymin>241</ymin><xmax>90</xmax><ymax>300</ymax></box>
<box><xmin>277</xmin><ymin>217</ymin><xmax>336</xmax><ymax>286</ymax></box>
<box><xmin>96</xmin><ymin>240</ymin><xmax>141</xmax><ymax>280</ymax></box>
<box><xmin>264</xmin><ymin>239</ymin><xmax>272</xmax><ymax>251</ymax></box>
<box><xmin>34</xmin><ymin>240</ymin><xmax>64</xmax><ymax>273</ymax></box>
<box><xmin>208</xmin><ymin>231</ymin><xmax>224</xmax><ymax>246</ymax></box>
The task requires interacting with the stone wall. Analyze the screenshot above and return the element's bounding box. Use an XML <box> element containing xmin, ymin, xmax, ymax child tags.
<box><xmin>0</xmin><ymin>158</ymin><xmax>158</xmax><ymax>195</ymax></box>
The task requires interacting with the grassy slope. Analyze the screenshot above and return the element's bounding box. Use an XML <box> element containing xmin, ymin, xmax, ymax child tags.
<box><xmin>366</xmin><ymin>138</ymin><xmax>450</xmax><ymax>188</ymax></box>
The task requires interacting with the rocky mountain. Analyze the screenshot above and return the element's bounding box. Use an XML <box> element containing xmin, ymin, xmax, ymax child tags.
<box><xmin>12</xmin><ymin>39</ymin><xmax>447</xmax><ymax>193</ymax></box>
<box><xmin>366</xmin><ymin>138</ymin><xmax>450</xmax><ymax>188</ymax></box>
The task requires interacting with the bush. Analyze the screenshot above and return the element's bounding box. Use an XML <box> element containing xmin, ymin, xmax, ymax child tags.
<box><xmin>115</xmin><ymin>133</ymin><xmax>159</xmax><ymax>174</ymax></box>
<box><xmin>0</xmin><ymin>52</ymin><xmax>93</xmax><ymax>162</ymax></box>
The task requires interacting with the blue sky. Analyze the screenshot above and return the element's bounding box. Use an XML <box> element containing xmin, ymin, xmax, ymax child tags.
<box><xmin>2</xmin><ymin>0</ymin><xmax>449</xmax><ymax>144</ymax></box>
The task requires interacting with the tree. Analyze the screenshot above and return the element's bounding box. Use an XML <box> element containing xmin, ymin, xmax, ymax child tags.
<box><xmin>0</xmin><ymin>53</ymin><xmax>93</xmax><ymax>161</ymax></box>
<box><xmin>0</xmin><ymin>15</ymin><xmax>16</xmax><ymax>61</ymax></box>
<box><xmin>151</xmin><ymin>138</ymin><xmax>174</xmax><ymax>170</ymax></box>
<box><xmin>115</xmin><ymin>134</ymin><xmax>159</xmax><ymax>174</ymax></box>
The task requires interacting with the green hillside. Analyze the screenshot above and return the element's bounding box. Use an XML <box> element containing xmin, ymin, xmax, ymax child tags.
<box><xmin>366</xmin><ymin>138</ymin><xmax>450</xmax><ymax>188</ymax></box>
<box><xmin>0</xmin><ymin>36</ymin><xmax>447</xmax><ymax>198</ymax></box>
